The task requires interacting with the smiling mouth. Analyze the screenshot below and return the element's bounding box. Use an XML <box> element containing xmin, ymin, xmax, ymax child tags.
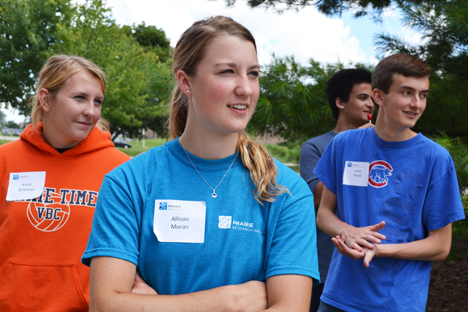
<box><xmin>228</xmin><ymin>104</ymin><xmax>247</xmax><ymax>110</ymax></box>
<box><xmin>404</xmin><ymin>111</ymin><xmax>418</xmax><ymax>117</ymax></box>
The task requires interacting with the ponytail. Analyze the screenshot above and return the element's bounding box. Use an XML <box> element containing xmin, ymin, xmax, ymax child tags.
<box><xmin>237</xmin><ymin>132</ymin><xmax>288</xmax><ymax>204</ymax></box>
<box><xmin>169</xmin><ymin>86</ymin><xmax>188</xmax><ymax>139</ymax></box>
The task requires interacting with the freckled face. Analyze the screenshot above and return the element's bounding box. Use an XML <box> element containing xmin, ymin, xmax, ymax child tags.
<box><xmin>185</xmin><ymin>35</ymin><xmax>260</xmax><ymax>136</ymax></box>
<box><xmin>378</xmin><ymin>74</ymin><xmax>429</xmax><ymax>130</ymax></box>
<box><xmin>41</xmin><ymin>70</ymin><xmax>104</xmax><ymax>149</ymax></box>
<box><xmin>340</xmin><ymin>82</ymin><xmax>374</xmax><ymax>125</ymax></box>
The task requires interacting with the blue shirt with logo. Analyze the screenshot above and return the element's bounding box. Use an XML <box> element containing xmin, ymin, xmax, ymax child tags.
<box><xmin>314</xmin><ymin>127</ymin><xmax>465</xmax><ymax>312</ymax></box>
<box><xmin>82</xmin><ymin>138</ymin><xmax>320</xmax><ymax>294</ymax></box>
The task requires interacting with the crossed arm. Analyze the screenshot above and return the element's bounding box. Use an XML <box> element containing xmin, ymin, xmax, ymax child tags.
<box><xmin>89</xmin><ymin>256</ymin><xmax>312</xmax><ymax>312</ymax></box>
<box><xmin>316</xmin><ymin>185</ymin><xmax>453</xmax><ymax>267</ymax></box>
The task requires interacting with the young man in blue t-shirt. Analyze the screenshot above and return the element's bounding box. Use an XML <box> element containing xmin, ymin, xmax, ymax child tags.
<box><xmin>300</xmin><ymin>68</ymin><xmax>374</xmax><ymax>312</ymax></box>
<box><xmin>314</xmin><ymin>54</ymin><xmax>465</xmax><ymax>312</ymax></box>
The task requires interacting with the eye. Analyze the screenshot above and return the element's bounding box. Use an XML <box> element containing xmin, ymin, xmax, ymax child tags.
<box><xmin>220</xmin><ymin>69</ymin><xmax>234</xmax><ymax>74</ymax></box>
<box><xmin>75</xmin><ymin>95</ymin><xmax>85</xmax><ymax>100</ymax></box>
<box><xmin>249</xmin><ymin>70</ymin><xmax>259</xmax><ymax>77</ymax></box>
<box><xmin>94</xmin><ymin>99</ymin><xmax>103</xmax><ymax>105</ymax></box>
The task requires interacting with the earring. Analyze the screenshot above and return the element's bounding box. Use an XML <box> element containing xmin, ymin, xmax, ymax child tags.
<box><xmin>187</xmin><ymin>90</ymin><xmax>190</xmax><ymax>93</ymax></box>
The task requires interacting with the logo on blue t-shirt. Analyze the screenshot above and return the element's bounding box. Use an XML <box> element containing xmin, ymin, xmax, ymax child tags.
<box><xmin>218</xmin><ymin>216</ymin><xmax>232</xmax><ymax>229</ymax></box>
<box><xmin>159</xmin><ymin>202</ymin><xmax>167</xmax><ymax>210</ymax></box>
<box><xmin>368</xmin><ymin>160</ymin><xmax>393</xmax><ymax>188</ymax></box>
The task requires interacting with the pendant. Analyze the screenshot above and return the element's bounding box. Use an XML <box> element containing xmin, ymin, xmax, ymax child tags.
<box><xmin>211</xmin><ymin>191</ymin><xmax>217</xmax><ymax>198</ymax></box>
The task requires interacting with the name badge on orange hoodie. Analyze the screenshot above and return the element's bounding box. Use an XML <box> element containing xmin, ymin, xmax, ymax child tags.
<box><xmin>6</xmin><ymin>171</ymin><xmax>46</xmax><ymax>201</ymax></box>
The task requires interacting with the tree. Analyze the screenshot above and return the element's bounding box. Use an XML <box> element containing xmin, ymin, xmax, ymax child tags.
<box><xmin>0</xmin><ymin>0</ymin><xmax>74</xmax><ymax>114</ymax></box>
<box><xmin>374</xmin><ymin>1</ymin><xmax>468</xmax><ymax>140</ymax></box>
<box><xmin>5</xmin><ymin>120</ymin><xmax>19</xmax><ymax>128</ymax></box>
<box><xmin>248</xmin><ymin>55</ymin><xmax>372</xmax><ymax>141</ymax></box>
<box><xmin>214</xmin><ymin>0</ymin><xmax>418</xmax><ymax>19</ymax></box>
<box><xmin>124</xmin><ymin>22</ymin><xmax>174</xmax><ymax>138</ymax></box>
<box><xmin>123</xmin><ymin>22</ymin><xmax>172</xmax><ymax>63</ymax></box>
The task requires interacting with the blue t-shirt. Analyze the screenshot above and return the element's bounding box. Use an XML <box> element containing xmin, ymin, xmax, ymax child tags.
<box><xmin>83</xmin><ymin>138</ymin><xmax>320</xmax><ymax>294</ymax></box>
<box><xmin>314</xmin><ymin>128</ymin><xmax>465</xmax><ymax>312</ymax></box>
<box><xmin>300</xmin><ymin>130</ymin><xmax>336</xmax><ymax>283</ymax></box>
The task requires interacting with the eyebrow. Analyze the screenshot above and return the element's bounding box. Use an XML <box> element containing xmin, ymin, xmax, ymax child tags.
<box><xmin>214</xmin><ymin>62</ymin><xmax>259</xmax><ymax>70</ymax></box>
<box><xmin>399</xmin><ymin>85</ymin><xmax>430</xmax><ymax>93</ymax></box>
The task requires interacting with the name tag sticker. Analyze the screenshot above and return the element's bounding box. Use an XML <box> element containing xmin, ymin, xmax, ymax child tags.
<box><xmin>343</xmin><ymin>161</ymin><xmax>369</xmax><ymax>187</ymax></box>
<box><xmin>6</xmin><ymin>171</ymin><xmax>46</xmax><ymax>201</ymax></box>
<box><xmin>154</xmin><ymin>199</ymin><xmax>206</xmax><ymax>243</ymax></box>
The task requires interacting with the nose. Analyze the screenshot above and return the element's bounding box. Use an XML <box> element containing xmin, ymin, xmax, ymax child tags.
<box><xmin>410</xmin><ymin>95</ymin><xmax>422</xmax><ymax>109</ymax></box>
<box><xmin>366</xmin><ymin>98</ymin><xmax>374</xmax><ymax>110</ymax></box>
<box><xmin>235</xmin><ymin>74</ymin><xmax>254</xmax><ymax>97</ymax></box>
<box><xmin>83</xmin><ymin>101</ymin><xmax>96</xmax><ymax>117</ymax></box>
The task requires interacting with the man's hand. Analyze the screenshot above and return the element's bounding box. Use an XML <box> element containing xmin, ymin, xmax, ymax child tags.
<box><xmin>332</xmin><ymin>236</ymin><xmax>378</xmax><ymax>267</ymax></box>
<box><xmin>339</xmin><ymin>221</ymin><xmax>386</xmax><ymax>251</ymax></box>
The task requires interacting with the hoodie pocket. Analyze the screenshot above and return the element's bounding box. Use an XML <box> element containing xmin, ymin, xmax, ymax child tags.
<box><xmin>0</xmin><ymin>261</ymin><xmax>88</xmax><ymax>312</ymax></box>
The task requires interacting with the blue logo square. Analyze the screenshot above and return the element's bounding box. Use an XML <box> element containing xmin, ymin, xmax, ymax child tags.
<box><xmin>159</xmin><ymin>202</ymin><xmax>167</xmax><ymax>210</ymax></box>
<box><xmin>348</xmin><ymin>163</ymin><xmax>352</xmax><ymax>167</ymax></box>
<box><xmin>13</xmin><ymin>174</ymin><xmax>19</xmax><ymax>180</ymax></box>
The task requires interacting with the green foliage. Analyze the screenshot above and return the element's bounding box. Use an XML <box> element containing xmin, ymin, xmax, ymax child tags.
<box><xmin>216</xmin><ymin>0</ymin><xmax>417</xmax><ymax>19</ymax></box>
<box><xmin>5</xmin><ymin>120</ymin><xmax>19</xmax><ymax>128</ymax></box>
<box><xmin>249</xmin><ymin>55</ymin><xmax>373</xmax><ymax>141</ymax></box>
<box><xmin>375</xmin><ymin>1</ymin><xmax>468</xmax><ymax>141</ymax></box>
<box><xmin>0</xmin><ymin>0</ymin><xmax>74</xmax><ymax>114</ymax></box>
<box><xmin>0</xmin><ymin>0</ymin><xmax>174</xmax><ymax>140</ymax></box>
<box><xmin>431</xmin><ymin>132</ymin><xmax>468</xmax><ymax>194</ymax></box>
<box><xmin>264</xmin><ymin>141</ymin><xmax>302</xmax><ymax>164</ymax></box>
<box><xmin>124</xmin><ymin>22</ymin><xmax>172</xmax><ymax>62</ymax></box>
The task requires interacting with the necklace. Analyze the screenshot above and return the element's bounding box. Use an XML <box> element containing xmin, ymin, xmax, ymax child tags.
<box><xmin>180</xmin><ymin>141</ymin><xmax>238</xmax><ymax>199</ymax></box>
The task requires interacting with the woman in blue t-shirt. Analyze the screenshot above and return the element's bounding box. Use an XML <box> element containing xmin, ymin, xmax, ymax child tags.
<box><xmin>83</xmin><ymin>16</ymin><xmax>319</xmax><ymax>312</ymax></box>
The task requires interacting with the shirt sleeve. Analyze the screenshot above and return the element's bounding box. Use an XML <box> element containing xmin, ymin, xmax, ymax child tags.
<box><xmin>424</xmin><ymin>158</ymin><xmax>465</xmax><ymax>231</ymax></box>
<box><xmin>300</xmin><ymin>140</ymin><xmax>322</xmax><ymax>194</ymax></box>
<box><xmin>264</xmin><ymin>169</ymin><xmax>321</xmax><ymax>285</ymax></box>
<box><xmin>82</xmin><ymin>166</ymin><xmax>144</xmax><ymax>267</ymax></box>
<box><xmin>313</xmin><ymin>138</ymin><xmax>339</xmax><ymax>195</ymax></box>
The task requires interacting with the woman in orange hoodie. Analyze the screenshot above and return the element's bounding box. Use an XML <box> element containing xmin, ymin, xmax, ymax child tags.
<box><xmin>0</xmin><ymin>55</ymin><xmax>130</xmax><ymax>311</ymax></box>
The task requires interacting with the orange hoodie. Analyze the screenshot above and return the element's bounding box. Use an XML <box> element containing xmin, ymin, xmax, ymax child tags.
<box><xmin>0</xmin><ymin>123</ymin><xmax>130</xmax><ymax>311</ymax></box>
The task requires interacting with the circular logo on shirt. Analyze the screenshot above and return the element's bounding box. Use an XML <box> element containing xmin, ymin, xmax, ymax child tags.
<box><xmin>368</xmin><ymin>160</ymin><xmax>393</xmax><ymax>188</ymax></box>
<box><xmin>27</xmin><ymin>191</ymin><xmax>70</xmax><ymax>232</ymax></box>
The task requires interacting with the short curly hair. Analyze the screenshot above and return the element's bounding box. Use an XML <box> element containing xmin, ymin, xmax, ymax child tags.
<box><xmin>326</xmin><ymin>68</ymin><xmax>372</xmax><ymax>120</ymax></box>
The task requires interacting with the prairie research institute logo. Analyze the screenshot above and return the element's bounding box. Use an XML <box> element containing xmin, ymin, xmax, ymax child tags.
<box><xmin>218</xmin><ymin>216</ymin><xmax>232</xmax><ymax>229</ymax></box>
<box><xmin>159</xmin><ymin>202</ymin><xmax>167</xmax><ymax>210</ymax></box>
<box><xmin>368</xmin><ymin>160</ymin><xmax>393</xmax><ymax>188</ymax></box>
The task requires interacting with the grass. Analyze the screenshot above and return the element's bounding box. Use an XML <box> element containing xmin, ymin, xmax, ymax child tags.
<box><xmin>115</xmin><ymin>138</ymin><xmax>167</xmax><ymax>157</ymax></box>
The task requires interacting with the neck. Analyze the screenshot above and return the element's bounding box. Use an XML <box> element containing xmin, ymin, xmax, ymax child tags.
<box><xmin>179</xmin><ymin>130</ymin><xmax>238</xmax><ymax>160</ymax></box>
<box><xmin>374</xmin><ymin>122</ymin><xmax>417</xmax><ymax>142</ymax></box>
<box><xmin>333</xmin><ymin>117</ymin><xmax>365</xmax><ymax>134</ymax></box>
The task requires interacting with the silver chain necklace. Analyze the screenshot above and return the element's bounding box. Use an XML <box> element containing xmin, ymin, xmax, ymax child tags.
<box><xmin>180</xmin><ymin>141</ymin><xmax>238</xmax><ymax>199</ymax></box>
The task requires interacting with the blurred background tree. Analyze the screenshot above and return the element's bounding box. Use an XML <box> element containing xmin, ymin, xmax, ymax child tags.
<box><xmin>0</xmin><ymin>0</ymin><xmax>173</xmax><ymax>140</ymax></box>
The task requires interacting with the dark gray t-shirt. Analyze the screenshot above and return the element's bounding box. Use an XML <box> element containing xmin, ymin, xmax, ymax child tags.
<box><xmin>300</xmin><ymin>130</ymin><xmax>336</xmax><ymax>283</ymax></box>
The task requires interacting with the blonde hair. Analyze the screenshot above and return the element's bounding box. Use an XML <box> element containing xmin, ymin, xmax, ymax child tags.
<box><xmin>169</xmin><ymin>16</ymin><xmax>287</xmax><ymax>203</ymax></box>
<box><xmin>30</xmin><ymin>54</ymin><xmax>109</xmax><ymax>131</ymax></box>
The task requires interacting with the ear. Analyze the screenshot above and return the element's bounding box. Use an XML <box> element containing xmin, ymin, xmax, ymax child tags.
<box><xmin>38</xmin><ymin>88</ymin><xmax>52</xmax><ymax>112</ymax></box>
<box><xmin>335</xmin><ymin>98</ymin><xmax>346</xmax><ymax>110</ymax></box>
<box><xmin>372</xmin><ymin>89</ymin><xmax>385</xmax><ymax>108</ymax></box>
<box><xmin>176</xmin><ymin>70</ymin><xmax>191</xmax><ymax>96</ymax></box>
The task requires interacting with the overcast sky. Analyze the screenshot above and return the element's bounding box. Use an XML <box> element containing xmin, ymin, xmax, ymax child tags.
<box><xmin>3</xmin><ymin>0</ymin><xmax>421</xmax><ymax>123</ymax></box>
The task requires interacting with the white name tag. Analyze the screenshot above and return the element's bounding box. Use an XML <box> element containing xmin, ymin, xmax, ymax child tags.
<box><xmin>343</xmin><ymin>161</ymin><xmax>369</xmax><ymax>187</ymax></box>
<box><xmin>6</xmin><ymin>171</ymin><xmax>46</xmax><ymax>201</ymax></box>
<box><xmin>154</xmin><ymin>199</ymin><xmax>206</xmax><ymax>243</ymax></box>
